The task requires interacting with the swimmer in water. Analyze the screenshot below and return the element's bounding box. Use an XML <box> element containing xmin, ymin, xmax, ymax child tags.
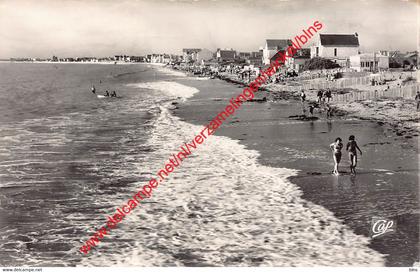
<box><xmin>91</xmin><ymin>85</ymin><xmax>96</xmax><ymax>94</ymax></box>
<box><xmin>329</xmin><ymin>137</ymin><xmax>343</xmax><ymax>175</ymax></box>
<box><xmin>346</xmin><ymin>135</ymin><xmax>362</xmax><ymax>175</ymax></box>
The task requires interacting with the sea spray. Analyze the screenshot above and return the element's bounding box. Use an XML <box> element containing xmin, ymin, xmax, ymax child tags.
<box><xmin>81</xmin><ymin>81</ymin><xmax>385</xmax><ymax>266</ymax></box>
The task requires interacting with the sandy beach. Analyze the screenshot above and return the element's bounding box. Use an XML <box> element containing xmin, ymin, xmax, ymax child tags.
<box><xmin>214</xmin><ymin>70</ymin><xmax>420</xmax><ymax>136</ymax></box>
<box><xmin>169</xmin><ymin>67</ymin><xmax>419</xmax><ymax>266</ymax></box>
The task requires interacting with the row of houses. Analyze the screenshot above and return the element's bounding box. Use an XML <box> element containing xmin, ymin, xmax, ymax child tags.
<box><xmin>182</xmin><ymin>33</ymin><xmax>418</xmax><ymax>72</ymax></box>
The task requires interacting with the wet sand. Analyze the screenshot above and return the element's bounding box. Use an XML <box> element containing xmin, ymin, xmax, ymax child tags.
<box><xmin>173</xmin><ymin>77</ymin><xmax>419</xmax><ymax>266</ymax></box>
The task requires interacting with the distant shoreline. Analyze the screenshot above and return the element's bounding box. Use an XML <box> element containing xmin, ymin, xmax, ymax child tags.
<box><xmin>0</xmin><ymin>60</ymin><xmax>153</xmax><ymax>65</ymax></box>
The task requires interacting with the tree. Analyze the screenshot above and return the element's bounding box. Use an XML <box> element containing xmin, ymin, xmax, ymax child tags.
<box><xmin>303</xmin><ymin>57</ymin><xmax>340</xmax><ymax>70</ymax></box>
<box><xmin>389</xmin><ymin>57</ymin><xmax>402</xmax><ymax>68</ymax></box>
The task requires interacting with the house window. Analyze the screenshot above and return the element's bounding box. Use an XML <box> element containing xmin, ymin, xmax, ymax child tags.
<box><xmin>334</xmin><ymin>48</ymin><xmax>337</xmax><ymax>57</ymax></box>
<box><xmin>361</xmin><ymin>62</ymin><xmax>364</xmax><ymax>67</ymax></box>
<box><xmin>316</xmin><ymin>47</ymin><xmax>319</xmax><ymax>57</ymax></box>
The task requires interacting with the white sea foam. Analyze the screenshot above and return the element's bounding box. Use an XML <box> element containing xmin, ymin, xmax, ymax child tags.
<box><xmin>81</xmin><ymin>81</ymin><xmax>385</xmax><ymax>266</ymax></box>
<box><xmin>156</xmin><ymin>66</ymin><xmax>187</xmax><ymax>77</ymax></box>
<box><xmin>127</xmin><ymin>81</ymin><xmax>198</xmax><ymax>101</ymax></box>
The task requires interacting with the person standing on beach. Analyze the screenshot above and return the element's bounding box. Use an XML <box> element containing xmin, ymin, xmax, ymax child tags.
<box><xmin>415</xmin><ymin>91</ymin><xmax>420</xmax><ymax>111</ymax></box>
<box><xmin>346</xmin><ymin>135</ymin><xmax>362</xmax><ymax>175</ymax></box>
<box><xmin>330</xmin><ymin>138</ymin><xmax>343</xmax><ymax>175</ymax></box>
<box><xmin>326</xmin><ymin>104</ymin><xmax>332</xmax><ymax>119</ymax></box>
<box><xmin>317</xmin><ymin>90</ymin><xmax>323</xmax><ymax>103</ymax></box>
<box><xmin>322</xmin><ymin>90</ymin><xmax>327</xmax><ymax>104</ymax></box>
<box><xmin>300</xmin><ymin>90</ymin><xmax>306</xmax><ymax>103</ymax></box>
<box><xmin>309</xmin><ymin>105</ymin><xmax>314</xmax><ymax>116</ymax></box>
<box><xmin>326</xmin><ymin>89</ymin><xmax>332</xmax><ymax>102</ymax></box>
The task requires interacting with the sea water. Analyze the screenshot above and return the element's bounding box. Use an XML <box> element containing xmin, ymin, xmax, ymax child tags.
<box><xmin>0</xmin><ymin>63</ymin><xmax>384</xmax><ymax>266</ymax></box>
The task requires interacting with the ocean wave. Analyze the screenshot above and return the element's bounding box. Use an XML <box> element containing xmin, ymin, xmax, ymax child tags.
<box><xmin>156</xmin><ymin>66</ymin><xmax>188</xmax><ymax>78</ymax></box>
<box><xmin>127</xmin><ymin>81</ymin><xmax>198</xmax><ymax>101</ymax></box>
<box><xmin>81</xmin><ymin>81</ymin><xmax>385</xmax><ymax>266</ymax></box>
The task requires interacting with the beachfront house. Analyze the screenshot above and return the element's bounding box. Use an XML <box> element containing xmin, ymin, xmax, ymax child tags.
<box><xmin>285</xmin><ymin>48</ymin><xmax>311</xmax><ymax>72</ymax></box>
<box><xmin>238</xmin><ymin>52</ymin><xmax>251</xmax><ymax>59</ymax></box>
<box><xmin>262</xmin><ymin>39</ymin><xmax>292</xmax><ymax>65</ymax></box>
<box><xmin>216</xmin><ymin>49</ymin><xmax>237</xmax><ymax>62</ymax></box>
<box><xmin>149</xmin><ymin>54</ymin><xmax>166</xmax><ymax>63</ymax></box>
<box><xmin>237</xmin><ymin>51</ymin><xmax>263</xmax><ymax>66</ymax></box>
<box><xmin>129</xmin><ymin>56</ymin><xmax>146</xmax><ymax>62</ymax></box>
<box><xmin>182</xmin><ymin>48</ymin><xmax>201</xmax><ymax>63</ymax></box>
<box><xmin>247</xmin><ymin>51</ymin><xmax>263</xmax><ymax>66</ymax></box>
<box><xmin>310</xmin><ymin>33</ymin><xmax>360</xmax><ymax>67</ymax></box>
<box><xmin>196</xmin><ymin>49</ymin><xmax>214</xmax><ymax>63</ymax></box>
<box><xmin>349</xmin><ymin>53</ymin><xmax>389</xmax><ymax>72</ymax></box>
<box><xmin>162</xmin><ymin>54</ymin><xmax>172</xmax><ymax>63</ymax></box>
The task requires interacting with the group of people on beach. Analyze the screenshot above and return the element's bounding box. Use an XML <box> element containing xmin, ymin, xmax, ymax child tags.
<box><xmin>300</xmin><ymin>89</ymin><xmax>332</xmax><ymax>118</ymax></box>
<box><xmin>329</xmin><ymin>135</ymin><xmax>362</xmax><ymax>176</ymax></box>
<box><xmin>317</xmin><ymin>89</ymin><xmax>332</xmax><ymax>103</ymax></box>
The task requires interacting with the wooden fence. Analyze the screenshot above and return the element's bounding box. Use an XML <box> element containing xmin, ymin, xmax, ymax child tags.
<box><xmin>279</xmin><ymin>76</ymin><xmax>379</xmax><ymax>94</ymax></box>
<box><xmin>334</xmin><ymin>84</ymin><xmax>419</xmax><ymax>103</ymax></box>
<box><xmin>278</xmin><ymin>73</ymin><xmax>418</xmax><ymax>102</ymax></box>
<box><xmin>300</xmin><ymin>75</ymin><xmax>379</xmax><ymax>91</ymax></box>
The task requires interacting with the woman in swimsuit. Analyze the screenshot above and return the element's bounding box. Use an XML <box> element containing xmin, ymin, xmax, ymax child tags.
<box><xmin>346</xmin><ymin>135</ymin><xmax>362</xmax><ymax>175</ymax></box>
<box><xmin>329</xmin><ymin>137</ymin><xmax>343</xmax><ymax>175</ymax></box>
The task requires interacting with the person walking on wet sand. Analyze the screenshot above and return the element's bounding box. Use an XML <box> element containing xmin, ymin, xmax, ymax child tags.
<box><xmin>415</xmin><ymin>91</ymin><xmax>420</xmax><ymax>111</ymax></box>
<box><xmin>326</xmin><ymin>104</ymin><xmax>332</xmax><ymax>119</ymax></box>
<box><xmin>346</xmin><ymin>135</ymin><xmax>362</xmax><ymax>175</ymax></box>
<box><xmin>330</xmin><ymin>137</ymin><xmax>343</xmax><ymax>175</ymax></box>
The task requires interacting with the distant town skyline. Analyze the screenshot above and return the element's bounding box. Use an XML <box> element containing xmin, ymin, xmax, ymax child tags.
<box><xmin>0</xmin><ymin>0</ymin><xmax>418</xmax><ymax>58</ymax></box>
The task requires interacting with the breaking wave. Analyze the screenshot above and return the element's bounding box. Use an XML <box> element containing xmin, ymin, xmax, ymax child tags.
<box><xmin>80</xmin><ymin>81</ymin><xmax>385</xmax><ymax>266</ymax></box>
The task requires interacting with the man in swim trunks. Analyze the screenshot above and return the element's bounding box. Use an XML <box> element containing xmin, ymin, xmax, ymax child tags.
<box><xmin>346</xmin><ymin>135</ymin><xmax>362</xmax><ymax>175</ymax></box>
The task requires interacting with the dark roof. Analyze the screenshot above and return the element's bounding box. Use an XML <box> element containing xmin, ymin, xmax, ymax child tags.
<box><xmin>270</xmin><ymin>50</ymin><xmax>286</xmax><ymax>62</ymax></box>
<box><xmin>238</xmin><ymin>52</ymin><xmax>251</xmax><ymax>57</ymax></box>
<box><xmin>183</xmin><ymin>48</ymin><xmax>201</xmax><ymax>53</ymax></box>
<box><xmin>266</xmin><ymin>39</ymin><xmax>292</xmax><ymax>50</ymax></box>
<box><xmin>320</xmin><ymin>34</ymin><xmax>359</xmax><ymax>46</ymax></box>
<box><xmin>405</xmin><ymin>52</ymin><xmax>418</xmax><ymax>58</ymax></box>
<box><xmin>218</xmin><ymin>50</ymin><xmax>236</xmax><ymax>59</ymax></box>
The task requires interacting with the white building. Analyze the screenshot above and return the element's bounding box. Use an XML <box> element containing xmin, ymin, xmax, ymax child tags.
<box><xmin>285</xmin><ymin>48</ymin><xmax>311</xmax><ymax>72</ymax></box>
<box><xmin>311</xmin><ymin>33</ymin><xmax>360</xmax><ymax>67</ymax></box>
<box><xmin>182</xmin><ymin>49</ymin><xmax>201</xmax><ymax>63</ymax></box>
<box><xmin>216</xmin><ymin>49</ymin><xmax>236</xmax><ymax>62</ymax></box>
<box><xmin>349</xmin><ymin>53</ymin><xmax>389</xmax><ymax>72</ymax></box>
<box><xmin>262</xmin><ymin>39</ymin><xmax>292</xmax><ymax>65</ymax></box>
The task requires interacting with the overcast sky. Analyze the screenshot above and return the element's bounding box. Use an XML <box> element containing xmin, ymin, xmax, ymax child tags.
<box><xmin>0</xmin><ymin>0</ymin><xmax>418</xmax><ymax>58</ymax></box>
